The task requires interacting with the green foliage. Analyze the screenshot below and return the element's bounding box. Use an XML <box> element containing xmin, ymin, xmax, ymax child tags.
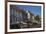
<box><xmin>35</xmin><ymin>15</ymin><xmax>41</xmax><ymax>22</ymax></box>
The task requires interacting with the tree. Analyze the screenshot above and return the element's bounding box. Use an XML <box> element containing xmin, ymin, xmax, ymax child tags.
<box><xmin>35</xmin><ymin>15</ymin><xmax>41</xmax><ymax>22</ymax></box>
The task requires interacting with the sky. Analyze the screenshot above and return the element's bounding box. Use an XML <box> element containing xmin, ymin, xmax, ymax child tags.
<box><xmin>15</xmin><ymin>5</ymin><xmax>41</xmax><ymax>16</ymax></box>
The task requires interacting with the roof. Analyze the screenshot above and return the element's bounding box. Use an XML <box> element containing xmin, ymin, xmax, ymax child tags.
<box><xmin>15</xmin><ymin>8</ymin><xmax>34</xmax><ymax>16</ymax></box>
<box><xmin>15</xmin><ymin>8</ymin><xmax>27</xmax><ymax>14</ymax></box>
<box><xmin>26</xmin><ymin>10</ymin><xmax>34</xmax><ymax>16</ymax></box>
